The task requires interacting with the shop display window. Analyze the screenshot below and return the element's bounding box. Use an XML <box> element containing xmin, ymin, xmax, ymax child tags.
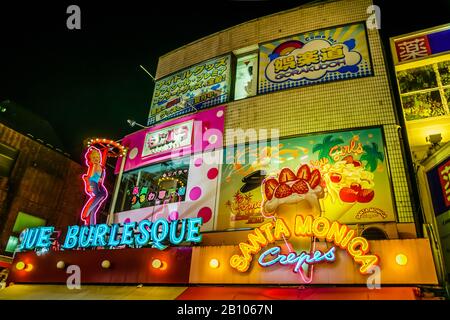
<box><xmin>396</xmin><ymin>58</ymin><xmax>450</xmax><ymax>121</ymax></box>
<box><xmin>115</xmin><ymin>156</ymin><xmax>190</xmax><ymax>212</ymax></box>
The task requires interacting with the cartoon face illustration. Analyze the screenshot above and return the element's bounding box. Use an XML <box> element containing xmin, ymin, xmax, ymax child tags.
<box><xmin>148</xmin><ymin>134</ymin><xmax>160</xmax><ymax>147</ymax></box>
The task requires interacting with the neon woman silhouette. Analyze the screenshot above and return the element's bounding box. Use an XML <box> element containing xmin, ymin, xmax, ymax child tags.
<box><xmin>81</xmin><ymin>146</ymin><xmax>108</xmax><ymax>225</ymax></box>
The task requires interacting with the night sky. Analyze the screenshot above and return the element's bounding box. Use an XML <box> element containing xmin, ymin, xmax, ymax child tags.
<box><xmin>1</xmin><ymin>0</ymin><xmax>449</xmax><ymax>163</ymax></box>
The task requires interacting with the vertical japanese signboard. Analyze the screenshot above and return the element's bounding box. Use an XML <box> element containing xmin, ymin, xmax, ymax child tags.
<box><xmin>427</xmin><ymin>156</ymin><xmax>450</xmax><ymax>216</ymax></box>
<box><xmin>148</xmin><ymin>55</ymin><xmax>231</xmax><ymax>126</ymax></box>
<box><xmin>258</xmin><ymin>22</ymin><xmax>373</xmax><ymax>94</ymax></box>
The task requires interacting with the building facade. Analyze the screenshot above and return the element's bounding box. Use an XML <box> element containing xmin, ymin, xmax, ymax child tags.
<box><xmin>390</xmin><ymin>23</ymin><xmax>450</xmax><ymax>287</ymax></box>
<box><xmin>0</xmin><ymin>123</ymin><xmax>85</xmax><ymax>256</ymax></box>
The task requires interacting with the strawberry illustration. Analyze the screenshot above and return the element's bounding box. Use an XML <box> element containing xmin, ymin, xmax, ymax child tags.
<box><xmin>353</xmin><ymin>160</ymin><xmax>361</xmax><ymax>167</ymax></box>
<box><xmin>330</xmin><ymin>173</ymin><xmax>342</xmax><ymax>183</ymax></box>
<box><xmin>357</xmin><ymin>189</ymin><xmax>375</xmax><ymax>203</ymax></box>
<box><xmin>264</xmin><ymin>178</ymin><xmax>279</xmax><ymax>200</ymax></box>
<box><xmin>296</xmin><ymin>164</ymin><xmax>311</xmax><ymax>181</ymax></box>
<box><xmin>339</xmin><ymin>187</ymin><xmax>358</xmax><ymax>203</ymax></box>
<box><xmin>279</xmin><ymin>168</ymin><xmax>297</xmax><ymax>183</ymax></box>
<box><xmin>308</xmin><ymin>169</ymin><xmax>321</xmax><ymax>189</ymax></box>
<box><xmin>274</xmin><ymin>183</ymin><xmax>292</xmax><ymax>198</ymax></box>
<box><xmin>350</xmin><ymin>183</ymin><xmax>362</xmax><ymax>192</ymax></box>
<box><xmin>292</xmin><ymin>179</ymin><xmax>309</xmax><ymax>194</ymax></box>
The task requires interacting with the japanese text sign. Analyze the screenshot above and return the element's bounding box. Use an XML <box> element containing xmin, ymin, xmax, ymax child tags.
<box><xmin>258</xmin><ymin>23</ymin><xmax>373</xmax><ymax>94</ymax></box>
<box><xmin>148</xmin><ymin>55</ymin><xmax>231</xmax><ymax>125</ymax></box>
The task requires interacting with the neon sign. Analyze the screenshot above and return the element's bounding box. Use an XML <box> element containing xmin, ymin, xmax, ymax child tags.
<box><xmin>17</xmin><ymin>217</ymin><xmax>203</xmax><ymax>252</ymax></box>
<box><xmin>81</xmin><ymin>139</ymin><xmax>125</xmax><ymax>225</ymax></box>
<box><xmin>230</xmin><ymin>215</ymin><xmax>379</xmax><ymax>275</ymax></box>
<box><xmin>81</xmin><ymin>146</ymin><xmax>108</xmax><ymax>225</ymax></box>
<box><xmin>142</xmin><ymin>120</ymin><xmax>194</xmax><ymax>158</ymax></box>
<box><xmin>258</xmin><ymin>246</ymin><xmax>336</xmax><ymax>273</ymax></box>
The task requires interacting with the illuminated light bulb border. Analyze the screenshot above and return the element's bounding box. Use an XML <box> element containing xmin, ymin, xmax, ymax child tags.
<box><xmin>15</xmin><ymin>261</ymin><xmax>25</xmax><ymax>271</ymax></box>
<box><xmin>152</xmin><ymin>259</ymin><xmax>162</xmax><ymax>269</ymax></box>
<box><xmin>24</xmin><ymin>264</ymin><xmax>34</xmax><ymax>272</ymax></box>
<box><xmin>86</xmin><ymin>138</ymin><xmax>126</xmax><ymax>158</ymax></box>
<box><xmin>395</xmin><ymin>253</ymin><xmax>408</xmax><ymax>266</ymax></box>
<box><xmin>209</xmin><ymin>258</ymin><xmax>220</xmax><ymax>269</ymax></box>
<box><xmin>101</xmin><ymin>260</ymin><xmax>111</xmax><ymax>269</ymax></box>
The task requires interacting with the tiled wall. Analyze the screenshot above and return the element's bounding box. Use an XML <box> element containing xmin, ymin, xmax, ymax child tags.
<box><xmin>154</xmin><ymin>0</ymin><xmax>415</xmax><ymax>223</ymax></box>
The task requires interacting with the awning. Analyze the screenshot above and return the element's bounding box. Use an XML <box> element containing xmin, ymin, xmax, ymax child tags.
<box><xmin>0</xmin><ymin>284</ymin><xmax>187</xmax><ymax>300</ymax></box>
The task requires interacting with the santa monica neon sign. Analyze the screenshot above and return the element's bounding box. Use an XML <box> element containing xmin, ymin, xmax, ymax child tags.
<box><xmin>230</xmin><ymin>215</ymin><xmax>379</xmax><ymax>275</ymax></box>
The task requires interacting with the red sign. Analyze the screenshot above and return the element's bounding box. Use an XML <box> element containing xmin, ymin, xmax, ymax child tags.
<box><xmin>395</xmin><ymin>35</ymin><xmax>431</xmax><ymax>62</ymax></box>
<box><xmin>438</xmin><ymin>159</ymin><xmax>450</xmax><ymax>207</ymax></box>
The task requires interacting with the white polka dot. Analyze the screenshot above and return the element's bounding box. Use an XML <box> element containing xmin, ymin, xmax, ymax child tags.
<box><xmin>129</xmin><ymin>147</ymin><xmax>138</xmax><ymax>159</ymax></box>
<box><xmin>216</xmin><ymin>110</ymin><xmax>224</xmax><ymax>118</ymax></box>
<box><xmin>208</xmin><ymin>134</ymin><xmax>218</xmax><ymax>144</ymax></box>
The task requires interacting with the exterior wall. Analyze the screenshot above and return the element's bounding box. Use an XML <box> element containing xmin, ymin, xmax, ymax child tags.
<box><xmin>154</xmin><ymin>0</ymin><xmax>415</xmax><ymax>223</ymax></box>
<box><xmin>8</xmin><ymin>247</ymin><xmax>192</xmax><ymax>285</ymax></box>
<box><xmin>7</xmin><ymin>239</ymin><xmax>438</xmax><ymax>285</ymax></box>
<box><xmin>0</xmin><ymin>123</ymin><xmax>84</xmax><ymax>254</ymax></box>
<box><xmin>189</xmin><ymin>239</ymin><xmax>437</xmax><ymax>285</ymax></box>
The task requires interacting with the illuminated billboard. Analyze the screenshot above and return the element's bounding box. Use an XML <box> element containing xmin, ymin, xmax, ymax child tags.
<box><xmin>217</xmin><ymin>127</ymin><xmax>396</xmax><ymax>231</ymax></box>
<box><xmin>258</xmin><ymin>22</ymin><xmax>373</xmax><ymax>94</ymax></box>
<box><xmin>148</xmin><ymin>55</ymin><xmax>231</xmax><ymax>125</ymax></box>
<box><xmin>392</xmin><ymin>24</ymin><xmax>450</xmax><ymax>64</ymax></box>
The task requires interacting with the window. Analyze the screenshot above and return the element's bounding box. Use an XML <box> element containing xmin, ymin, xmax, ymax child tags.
<box><xmin>115</xmin><ymin>156</ymin><xmax>190</xmax><ymax>213</ymax></box>
<box><xmin>396</xmin><ymin>58</ymin><xmax>450</xmax><ymax>121</ymax></box>
<box><xmin>234</xmin><ymin>52</ymin><xmax>258</xmax><ymax>100</ymax></box>
<box><xmin>4</xmin><ymin>212</ymin><xmax>46</xmax><ymax>255</ymax></box>
<box><xmin>0</xmin><ymin>143</ymin><xmax>18</xmax><ymax>177</ymax></box>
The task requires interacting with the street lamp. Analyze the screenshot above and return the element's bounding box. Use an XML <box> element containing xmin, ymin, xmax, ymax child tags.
<box><xmin>127</xmin><ymin>119</ymin><xmax>147</xmax><ymax>129</ymax></box>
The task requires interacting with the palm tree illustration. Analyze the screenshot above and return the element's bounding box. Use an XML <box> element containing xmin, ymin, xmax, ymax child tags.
<box><xmin>313</xmin><ymin>135</ymin><xmax>344</xmax><ymax>163</ymax></box>
<box><xmin>360</xmin><ymin>142</ymin><xmax>384</xmax><ymax>172</ymax></box>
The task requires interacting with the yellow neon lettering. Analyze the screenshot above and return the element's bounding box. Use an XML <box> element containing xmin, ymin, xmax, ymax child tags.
<box><xmin>347</xmin><ymin>237</ymin><xmax>369</xmax><ymax>257</ymax></box>
<box><xmin>294</xmin><ymin>215</ymin><xmax>313</xmax><ymax>237</ymax></box>
<box><xmin>230</xmin><ymin>254</ymin><xmax>250</xmax><ymax>272</ymax></box>
<box><xmin>340</xmin><ymin>229</ymin><xmax>355</xmax><ymax>249</ymax></box>
<box><xmin>354</xmin><ymin>254</ymin><xmax>379</xmax><ymax>274</ymax></box>
<box><xmin>312</xmin><ymin>217</ymin><xmax>330</xmax><ymax>238</ymax></box>
<box><xmin>259</xmin><ymin>222</ymin><xmax>275</xmax><ymax>243</ymax></box>
<box><xmin>239</xmin><ymin>242</ymin><xmax>259</xmax><ymax>261</ymax></box>
<box><xmin>326</xmin><ymin>221</ymin><xmax>348</xmax><ymax>245</ymax></box>
<box><xmin>274</xmin><ymin>218</ymin><xmax>291</xmax><ymax>240</ymax></box>
<box><xmin>248</xmin><ymin>228</ymin><xmax>268</xmax><ymax>249</ymax></box>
